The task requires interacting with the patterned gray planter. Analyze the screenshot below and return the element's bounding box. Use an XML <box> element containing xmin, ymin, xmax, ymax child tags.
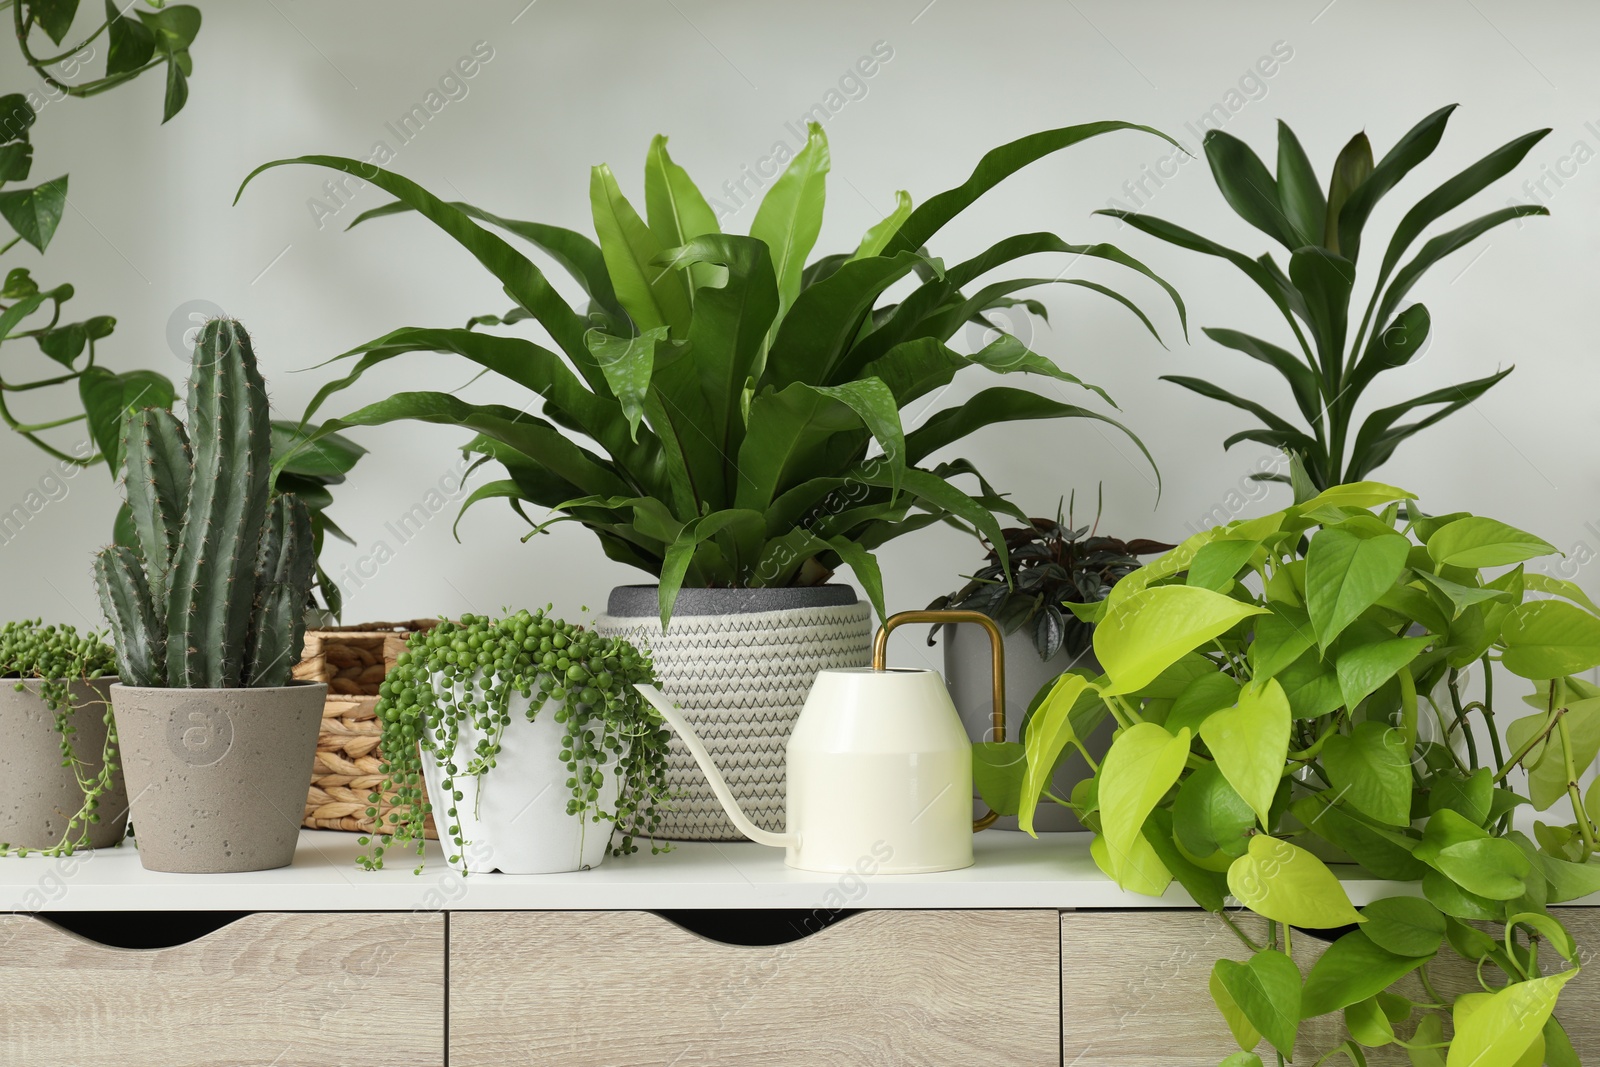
<box><xmin>596</xmin><ymin>585</ymin><xmax>872</xmax><ymax>841</ymax></box>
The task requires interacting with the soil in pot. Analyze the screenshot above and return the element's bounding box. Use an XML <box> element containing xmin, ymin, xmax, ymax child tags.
<box><xmin>110</xmin><ymin>681</ymin><xmax>326</xmax><ymax>874</ymax></box>
<box><xmin>0</xmin><ymin>678</ymin><xmax>128</xmax><ymax>851</ymax></box>
<box><xmin>595</xmin><ymin>584</ymin><xmax>873</xmax><ymax>842</ymax></box>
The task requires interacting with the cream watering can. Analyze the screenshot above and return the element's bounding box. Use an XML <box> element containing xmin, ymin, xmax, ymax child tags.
<box><xmin>634</xmin><ymin>610</ymin><xmax>1005</xmax><ymax>874</ymax></box>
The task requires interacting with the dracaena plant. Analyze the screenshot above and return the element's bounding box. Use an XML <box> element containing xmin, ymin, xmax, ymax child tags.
<box><xmin>978</xmin><ymin>477</ymin><xmax>1600</xmax><ymax>1066</ymax></box>
<box><xmin>1103</xmin><ymin>105</ymin><xmax>1549</xmax><ymax>490</ymax></box>
<box><xmin>235</xmin><ymin>121</ymin><xmax>1187</xmax><ymax>625</ymax></box>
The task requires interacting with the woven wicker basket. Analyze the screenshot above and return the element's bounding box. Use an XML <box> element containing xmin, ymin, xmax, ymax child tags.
<box><xmin>294</xmin><ymin>621</ymin><xmax>440</xmax><ymax>837</ymax></box>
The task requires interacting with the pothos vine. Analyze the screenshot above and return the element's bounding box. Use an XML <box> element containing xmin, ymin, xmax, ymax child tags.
<box><xmin>0</xmin><ymin>619</ymin><xmax>119</xmax><ymax>857</ymax></box>
<box><xmin>359</xmin><ymin>608</ymin><xmax>672</xmax><ymax>873</ymax></box>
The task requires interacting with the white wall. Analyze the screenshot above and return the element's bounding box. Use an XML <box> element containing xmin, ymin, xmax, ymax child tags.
<box><xmin>2</xmin><ymin>0</ymin><xmax>1595</xmax><ymax>674</ymax></box>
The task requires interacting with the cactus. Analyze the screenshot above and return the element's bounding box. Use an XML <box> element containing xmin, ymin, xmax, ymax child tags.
<box><xmin>93</xmin><ymin>319</ymin><xmax>316</xmax><ymax>689</ymax></box>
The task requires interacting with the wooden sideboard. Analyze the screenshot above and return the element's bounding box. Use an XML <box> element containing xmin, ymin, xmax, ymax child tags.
<box><xmin>0</xmin><ymin>832</ymin><xmax>1593</xmax><ymax>1066</ymax></box>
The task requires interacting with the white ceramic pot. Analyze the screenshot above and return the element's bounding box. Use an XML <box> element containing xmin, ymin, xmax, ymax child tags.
<box><xmin>420</xmin><ymin>686</ymin><xmax>620</xmax><ymax>875</ymax></box>
<box><xmin>943</xmin><ymin>623</ymin><xmax>1111</xmax><ymax>832</ymax></box>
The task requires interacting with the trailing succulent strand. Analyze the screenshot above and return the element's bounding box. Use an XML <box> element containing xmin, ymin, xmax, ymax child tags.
<box><xmin>0</xmin><ymin>620</ymin><xmax>119</xmax><ymax>857</ymax></box>
<box><xmin>360</xmin><ymin>609</ymin><xmax>671</xmax><ymax>874</ymax></box>
<box><xmin>93</xmin><ymin>319</ymin><xmax>315</xmax><ymax>689</ymax></box>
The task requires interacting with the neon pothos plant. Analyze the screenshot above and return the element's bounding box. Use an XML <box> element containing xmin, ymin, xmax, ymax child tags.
<box><xmin>980</xmin><ymin>479</ymin><xmax>1600</xmax><ymax>1065</ymax></box>
<box><xmin>1103</xmin><ymin>106</ymin><xmax>1550</xmax><ymax>489</ymax></box>
<box><xmin>236</xmin><ymin>121</ymin><xmax>1187</xmax><ymax>625</ymax></box>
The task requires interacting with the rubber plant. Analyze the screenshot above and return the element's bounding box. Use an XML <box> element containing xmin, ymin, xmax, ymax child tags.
<box><xmin>0</xmin><ymin>619</ymin><xmax>118</xmax><ymax>856</ymax></box>
<box><xmin>1103</xmin><ymin>105</ymin><xmax>1550</xmax><ymax>489</ymax></box>
<box><xmin>359</xmin><ymin>608</ymin><xmax>670</xmax><ymax>873</ymax></box>
<box><xmin>982</xmin><ymin>476</ymin><xmax>1600</xmax><ymax>1065</ymax></box>
<box><xmin>236</xmin><ymin>120</ymin><xmax>1188</xmax><ymax>626</ymax></box>
<box><xmin>92</xmin><ymin>319</ymin><xmax>317</xmax><ymax>689</ymax></box>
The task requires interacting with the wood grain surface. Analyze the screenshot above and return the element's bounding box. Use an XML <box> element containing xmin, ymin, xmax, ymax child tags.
<box><xmin>1061</xmin><ymin>908</ymin><xmax>1600</xmax><ymax>1065</ymax></box>
<box><xmin>450</xmin><ymin>909</ymin><xmax>1060</xmax><ymax>1066</ymax></box>
<box><xmin>0</xmin><ymin>911</ymin><xmax>443</xmax><ymax>1067</ymax></box>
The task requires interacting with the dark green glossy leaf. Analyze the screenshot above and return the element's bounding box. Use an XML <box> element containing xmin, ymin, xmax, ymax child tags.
<box><xmin>77</xmin><ymin>366</ymin><xmax>176</xmax><ymax>472</ymax></box>
<box><xmin>0</xmin><ymin>174</ymin><xmax>67</xmax><ymax>252</ymax></box>
<box><xmin>1275</xmin><ymin>121</ymin><xmax>1325</xmax><ymax>249</ymax></box>
<box><xmin>1334</xmin><ymin>105</ymin><xmax>1454</xmax><ymax>263</ymax></box>
<box><xmin>105</xmin><ymin>0</ymin><xmax>155</xmax><ymax>76</ymax></box>
<box><xmin>1359</xmin><ymin>896</ymin><xmax>1444</xmax><ymax>957</ymax></box>
<box><xmin>1289</xmin><ymin>795</ymin><xmax>1426</xmax><ymax>880</ymax></box>
<box><xmin>1300</xmin><ymin>930</ymin><xmax>1426</xmax><ymax>1019</ymax></box>
<box><xmin>1171</xmin><ymin>761</ymin><xmax>1254</xmax><ymax>860</ymax></box>
<box><xmin>1202</xmin><ymin>327</ymin><xmax>1321</xmax><ymax>427</ymax></box>
<box><xmin>30</xmin><ymin>0</ymin><xmax>81</xmax><ymax>45</ymax></box>
<box><xmin>1322</xmin><ymin>721</ymin><xmax>1414</xmax><ymax>827</ymax></box>
<box><xmin>1203</xmin><ymin>129</ymin><xmax>1296</xmax><ymax>250</ymax></box>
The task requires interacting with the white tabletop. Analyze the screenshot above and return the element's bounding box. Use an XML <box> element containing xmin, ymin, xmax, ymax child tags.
<box><xmin>0</xmin><ymin>829</ymin><xmax>1460</xmax><ymax>913</ymax></box>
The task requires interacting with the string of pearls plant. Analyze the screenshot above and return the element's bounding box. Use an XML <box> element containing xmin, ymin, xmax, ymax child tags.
<box><xmin>0</xmin><ymin>620</ymin><xmax>118</xmax><ymax>857</ymax></box>
<box><xmin>359</xmin><ymin>608</ymin><xmax>672</xmax><ymax>872</ymax></box>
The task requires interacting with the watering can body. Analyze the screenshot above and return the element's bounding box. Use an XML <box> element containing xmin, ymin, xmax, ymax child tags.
<box><xmin>634</xmin><ymin>610</ymin><xmax>1005</xmax><ymax>875</ymax></box>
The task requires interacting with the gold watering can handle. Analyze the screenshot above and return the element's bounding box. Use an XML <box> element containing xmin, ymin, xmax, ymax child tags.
<box><xmin>872</xmin><ymin>609</ymin><xmax>1005</xmax><ymax>832</ymax></box>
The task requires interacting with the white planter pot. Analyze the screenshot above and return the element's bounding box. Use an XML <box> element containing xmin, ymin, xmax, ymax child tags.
<box><xmin>596</xmin><ymin>584</ymin><xmax>873</xmax><ymax>842</ymax></box>
<box><xmin>420</xmin><ymin>686</ymin><xmax>619</xmax><ymax>875</ymax></box>
<box><xmin>943</xmin><ymin>623</ymin><xmax>1111</xmax><ymax>832</ymax></box>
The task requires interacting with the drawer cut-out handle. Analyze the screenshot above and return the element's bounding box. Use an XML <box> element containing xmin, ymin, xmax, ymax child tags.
<box><xmin>36</xmin><ymin>911</ymin><xmax>251</xmax><ymax>949</ymax></box>
<box><xmin>653</xmin><ymin>908</ymin><xmax>860</xmax><ymax>946</ymax></box>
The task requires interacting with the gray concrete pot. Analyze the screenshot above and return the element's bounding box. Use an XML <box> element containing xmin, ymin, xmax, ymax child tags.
<box><xmin>943</xmin><ymin>624</ymin><xmax>1111</xmax><ymax>832</ymax></box>
<box><xmin>0</xmin><ymin>678</ymin><xmax>128</xmax><ymax>850</ymax></box>
<box><xmin>110</xmin><ymin>681</ymin><xmax>326</xmax><ymax>873</ymax></box>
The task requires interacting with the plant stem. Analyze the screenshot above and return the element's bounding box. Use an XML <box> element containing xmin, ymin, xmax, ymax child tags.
<box><xmin>1559</xmin><ymin>715</ymin><xmax>1596</xmax><ymax>861</ymax></box>
<box><xmin>1495</xmin><ymin>706</ymin><xmax>1565</xmax><ymax>784</ymax></box>
<box><xmin>1218</xmin><ymin>910</ymin><xmax>1263</xmax><ymax>952</ymax></box>
<box><xmin>1479</xmin><ymin>654</ymin><xmax>1506</xmax><ymax>770</ymax></box>
<box><xmin>1447</xmin><ymin>669</ymin><xmax>1480</xmax><ymax>768</ymax></box>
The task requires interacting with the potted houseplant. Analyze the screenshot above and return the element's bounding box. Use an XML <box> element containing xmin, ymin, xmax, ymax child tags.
<box><xmin>986</xmin><ymin>476</ymin><xmax>1600</xmax><ymax>1065</ymax></box>
<box><xmin>235</xmin><ymin>119</ymin><xmax>1184</xmax><ymax>839</ymax></box>
<box><xmin>359</xmin><ymin>608</ymin><xmax>669</xmax><ymax>875</ymax></box>
<box><xmin>0</xmin><ymin>620</ymin><xmax>127</xmax><ymax>854</ymax></box>
<box><xmin>93</xmin><ymin>318</ymin><xmax>328</xmax><ymax>874</ymax></box>
<box><xmin>1104</xmin><ymin>105</ymin><xmax>1549</xmax><ymax>489</ymax></box>
<box><xmin>928</xmin><ymin>497</ymin><xmax>1169</xmax><ymax>830</ymax></box>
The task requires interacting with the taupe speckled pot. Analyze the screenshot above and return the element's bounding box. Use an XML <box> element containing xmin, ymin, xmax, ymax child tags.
<box><xmin>0</xmin><ymin>678</ymin><xmax>128</xmax><ymax>850</ymax></box>
<box><xmin>110</xmin><ymin>681</ymin><xmax>326</xmax><ymax>873</ymax></box>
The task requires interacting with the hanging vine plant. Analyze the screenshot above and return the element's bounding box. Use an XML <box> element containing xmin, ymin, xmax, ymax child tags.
<box><xmin>359</xmin><ymin>608</ymin><xmax>671</xmax><ymax>873</ymax></box>
<box><xmin>0</xmin><ymin>619</ymin><xmax>119</xmax><ymax>857</ymax></box>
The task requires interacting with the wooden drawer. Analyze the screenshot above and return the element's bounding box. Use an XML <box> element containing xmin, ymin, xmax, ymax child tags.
<box><xmin>0</xmin><ymin>912</ymin><xmax>444</xmax><ymax>1067</ymax></box>
<box><xmin>450</xmin><ymin>909</ymin><xmax>1059</xmax><ymax>1066</ymax></box>
<box><xmin>1061</xmin><ymin>909</ymin><xmax>1600</xmax><ymax>1065</ymax></box>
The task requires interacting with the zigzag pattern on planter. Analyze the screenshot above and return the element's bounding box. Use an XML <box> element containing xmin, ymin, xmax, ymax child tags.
<box><xmin>596</xmin><ymin>603</ymin><xmax>873</xmax><ymax>841</ymax></box>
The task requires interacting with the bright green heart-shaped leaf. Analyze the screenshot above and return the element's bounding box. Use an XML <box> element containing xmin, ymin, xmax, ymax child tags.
<box><xmin>1188</xmin><ymin>538</ymin><xmax>1260</xmax><ymax>591</ymax></box>
<box><xmin>1321</xmin><ymin>721</ymin><xmax>1413</xmax><ymax>827</ymax></box>
<box><xmin>1409</xmin><ymin>1013</ymin><xmax>1447</xmax><ymax>1067</ymax></box>
<box><xmin>1414</xmin><ymin>810</ymin><xmax>1532</xmax><ymax>900</ymax></box>
<box><xmin>972</xmin><ymin>741</ymin><xmax>1024</xmax><ymax>816</ymax></box>
<box><xmin>1095</xmin><ymin>585</ymin><xmax>1266</xmax><ymax>695</ymax></box>
<box><xmin>1200</xmin><ymin>677</ymin><xmax>1290</xmax><ymax>826</ymax></box>
<box><xmin>1412</xmin><ymin>569</ymin><xmax>1510</xmax><ymax>620</ymax></box>
<box><xmin>1228</xmin><ymin>835</ymin><xmax>1364</xmax><ymax>928</ymax></box>
<box><xmin>1248</xmin><ymin>605</ymin><xmax>1316</xmax><ymax>682</ymax></box>
<box><xmin>1344</xmin><ymin>996</ymin><xmax>1395</xmax><ymax>1047</ymax></box>
<box><xmin>1335</xmin><ymin>635</ymin><xmax>1430</xmax><ymax>713</ymax></box>
<box><xmin>1143</xmin><ymin>807</ymin><xmax>1228</xmax><ymax>911</ymax></box>
<box><xmin>1501</xmin><ymin>600</ymin><xmax>1600</xmax><ymax>679</ymax></box>
<box><xmin>1301</xmin><ymin>929</ymin><xmax>1427</xmax><ymax>1019</ymax></box>
<box><xmin>1445</xmin><ymin>971</ymin><xmax>1575</xmax><ymax>1067</ymax></box>
<box><xmin>1359</xmin><ymin>896</ymin><xmax>1445</xmax><ymax>957</ymax></box>
<box><xmin>1173</xmin><ymin>761</ymin><xmax>1256</xmax><ymax>860</ymax></box>
<box><xmin>1089</xmin><ymin>828</ymin><xmax>1171</xmax><ymax>896</ymax></box>
<box><xmin>1427</xmin><ymin>516</ymin><xmax>1557</xmax><ymax>570</ymax></box>
<box><xmin>1305</xmin><ymin>527</ymin><xmax>1410</xmax><ymax>649</ymax></box>
<box><xmin>1210</xmin><ymin>965</ymin><xmax>1261</xmax><ymax>1050</ymax></box>
<box><xmin>1522</xmin><ymin>572</ymin><xmax>1600</xmax><ymax>615</ymax></box>
<box><xmin>1538</xmin><ymin>850</ymin><xmax>1600</xmax><ymax>902</ymax></box>
<box><xmin>1428</xmin><ymin>768</ymin><xmax>1493</xmax><ymax>826</ymax></box>
<box><xmin>1296</xmin><ymin>482</ymin><xmax>1416</xmax><ymax>513</ymax></box>
<box><xmin>1276</xmin><ymin>648</ymin><xmax>1345</xmax><ymax>718</ymax></box>
<box><xmin>1167</xmin><ymin>672</ymin><xmax>1241</xmax><ymax>735</ymax></box>
<box><xmin>1424</xmin><ymin>869</ymin><xmax>1503</xmax><ymax>921</ymax></box>
<box><xmin>1219</xmin><ymin>1053</ymin><xmax>1264</xmax><ymax>1067</ymax></box>
<box><xmin>1017</xmin><ymin>672</ymin><xmax>1094</xmax><ymax>834</ymax></box>
<box><xmin>1213</xmin><ymin>949</ymin><xmax>1301</xmax><ymax>1058</ymax></box>
<box><xmin>1098</xmin><ymin>722</ymin><xmax>1190</xmax><ymax>883</ymax></box>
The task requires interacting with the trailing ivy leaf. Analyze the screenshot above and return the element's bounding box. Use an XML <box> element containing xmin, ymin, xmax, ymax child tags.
<box><xmin>77</xmin><ymin>366</ymin><xmax>177</xmax><ymax>471</ymax></box>
<box><xmin>1500</xmin><ymin>600</ymin><xmax>1600</xmax><ymax>679</ymax></box>
<box><xmin>161</xmin><ymin>62</ymin><xmax>188</xmax><ymax>124</ymax></box>
<box><xmin>1290</xmin><ymin>795</ymin><xmax>1427</xmax><ymax>880</ymax></box>
<box><xmin>0</xmin><ymin>141</ymin><xmax>33</xmax><ymax>182</ymax></box>
<box><xmin>1210</xmin><ymin>965</ymin><xmax>1262</xmax><ymax>1052</ymax></box>
<box><xmin>1427</xmin><ymin>767</ymin><xmax>1492</xmax><ymax>826</ymax></box>
<box><xmin>1334</xmin><ymin>635</ymin><xmax>1429</xmax><ymax>713</ymax></box>
<box><xmin>1359</xmin><ymin>896</ymin><xmax>1444</xmax><ymax>957</ymax></box>
<box><xmin>1446</xmin><ymin>971</ymin><xmax>1574</xmax><ymax>1067</ymax></box>
<box><xmin>1172</xmin><ymin>761</ymin><xmax>1255</xmax><ymax>860</ymax></box>
<box><xmin>1322</xmin><ymin>721</ymin><xmax>1413</xmax><ymax>827</ymax></box>
<box><xmin>1088</xmin><ymin>827</ymin><xmax>1170</xmax><ymax>896</ymax></box>
<box><xmin>1344</xmin><ymin>996</ymin><xmax>1395</xmax><ymax>1048</ymax></box>
<box><xmin>1097</xmin><ymin>721</ymin><xmax>1190</xmax><ymax>883</ymax></box>
<box><xmin>1143</xmin><ymin>807</ymin><xmax>1227</xmax><ymax>911</ymax></box>
<box><xmin>1199</xmin><ymin>677</ymin><xmax>1290</xmax><ymax>826</ymax></box>
<box><xmin>1305</xmin><ymin>526</ymin><xmax>1409</xmax><ymax>649</ymax></box>
<box><xmin>1414</xmin><ymin>810</ymin><xmax>1532</xmax><ymax>901</ymax></box>
<box><xmin>1211</xmin><ymin>949</ymin><xmax>1301</xmax><ymax>1058</ymax></box>
<box><xmin>1219</xmin><ymin>1055</ymin><xmax>1264</xmax><ymax>1067</ymax></box>
<box><xmin>1187</xmin><ymin>538</ymin><xmax>1259</xmax><ymax>592</ymax></box>
<box><xmin>1300</xmin><ymin>929</ymin><xmax>1426</xmax><ymax>1019</ymax></box>
<box><xmin>1094</xmin><ymin>584</ymin><xmax>1266</xmax><ymax>695</ymax></box>
<box><xmin>0</xmin><ymin>174</ymin><xmax>67</xmax><ymax>252</ymax></box>
<box><xmin>1227</xmin><ymin>835</ymin><xmax>1364</xmax><ymax>929</ymax></box>
<box><xmin>1427</xmin><ymin>516</ymin><xmax>1557</xmax><ymax>570</ymax></box>
<box><xmin>1276</xmin><ymin>647</ymin><xmax>1344</xmax><ymax>718</ymax></box>
<box><xmin>30</xmin><ymin>0</ymin><xmax>82</xmax><ymax>46</ymax></box>
<box><xmin>972</xmin><ymin>741</ymin><xmax>1024</xmax><ymax>816</ymax></box>
<box><xmin>104</xmin><ymin>0</ymin><xmax>156</xmax><ymax>76</ymax></box>
<box><xmin>1166</xmin><ymin>672</ymin><xmax>1240</xmax><ymax>736</ymax></box>
<box><xmin>1248</xmin><ymin>604</ymin><xmax>1316</xmax><ymax>683</ymax></box>
<box><xmin>1016</xmin><ymin>672</ymin><xmax>1093</xmax><ymax>834</ymax></box>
